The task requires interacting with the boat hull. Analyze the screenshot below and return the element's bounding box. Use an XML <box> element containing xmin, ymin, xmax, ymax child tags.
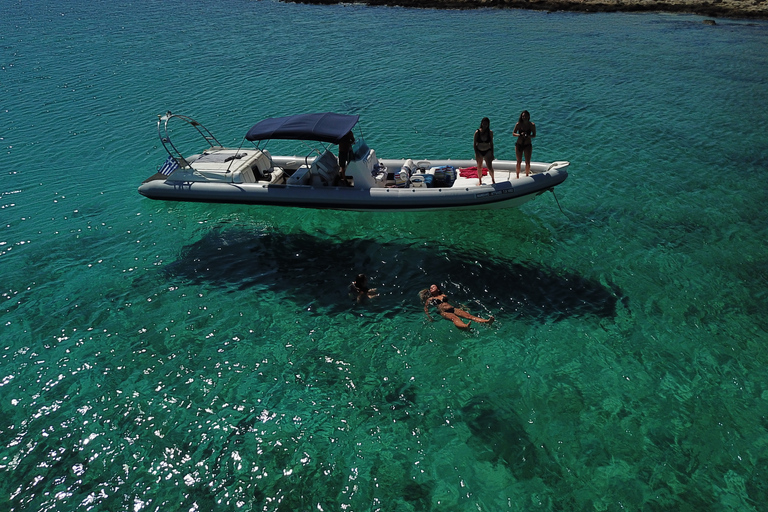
<box><xmin>138</xmin><ymin>160</ymin><xmax>568</xmax><ymax>212</ymax></box>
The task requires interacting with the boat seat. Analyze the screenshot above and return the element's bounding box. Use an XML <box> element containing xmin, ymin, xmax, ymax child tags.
<box><xmin>248</xmin><ymin>150</ymin><xmax>273</xmax><ymax>180</ymax></box>
<box><xmin>309</xmin><ymin>150</ymin><xmax>339</xmax><ymax>185</ymax></box>
<box><xmin>287</xmin><ymin>166</ymin><xmax>311</xmax><ymax>185</ymax></box>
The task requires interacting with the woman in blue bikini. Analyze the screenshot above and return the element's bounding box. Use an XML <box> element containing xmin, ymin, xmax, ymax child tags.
<box><xmin>422</xmin><ymin>284</ymin><xmax>494</xmax><ymax>330</ymax></box>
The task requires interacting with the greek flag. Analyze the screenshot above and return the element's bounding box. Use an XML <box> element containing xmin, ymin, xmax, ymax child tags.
<box><xmin>159</xmin><ymin>155</ymin><xmax>180</xmax><ymax>176</ymax></box>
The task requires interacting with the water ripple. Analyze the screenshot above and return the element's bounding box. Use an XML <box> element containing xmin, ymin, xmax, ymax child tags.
<box><xmin>2</xmin><ymin>2</ymin><xmax>768</xmax><ymax>510</ymax></box>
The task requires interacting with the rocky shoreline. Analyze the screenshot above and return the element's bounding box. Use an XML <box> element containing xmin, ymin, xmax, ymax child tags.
<box><xmin>291</xmin><ymin>0</ymin><xmax>768</xmax><ymax>20</ymax></box>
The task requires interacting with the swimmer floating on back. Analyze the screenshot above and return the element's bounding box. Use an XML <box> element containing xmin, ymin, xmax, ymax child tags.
<box><xmin>421</xmin><ymin>284</ymin><xmax>494</xmax><ymax>330</ymax></box>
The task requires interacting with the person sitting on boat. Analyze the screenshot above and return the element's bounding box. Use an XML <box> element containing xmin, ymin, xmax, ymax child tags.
<box><xmin>473</xmin><ymin>117</ymin><xmax>496</xmax><ymax>186</ymax></box>
<box><xmin>421</xmin><ymin>284</ymin><xmax>494</xmax><ymax>330</ymax></box>
<box><xmin>513</xmin><ymin>110</ymin><xmax>536</xmax><ymax>179</ymax></box>
<box><xmin>338</xmin><ymin>131</ymin><xmax>355</xmax><ymax>185</ymax></box>
<box><xmin>350</xmin><ymin>274</ymin><xmax>378</xmax><ymax>302</ymax></box>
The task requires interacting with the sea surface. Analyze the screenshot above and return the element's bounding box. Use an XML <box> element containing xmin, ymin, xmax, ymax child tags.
<box><xmin>2</xmin><ymin>0</ymin><xmax>768</xmax><ymax>510</ymax></box>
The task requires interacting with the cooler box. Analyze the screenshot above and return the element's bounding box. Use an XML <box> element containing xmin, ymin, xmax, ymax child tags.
<box><xmin>410</xmin><ymin>174</ymin><xmax>434</xmax><ymax>188</ymax></box>
<box><xmin>410</xmin><ymin>174</ymin><xmax>427</xmax><ymax>188</ymax></box>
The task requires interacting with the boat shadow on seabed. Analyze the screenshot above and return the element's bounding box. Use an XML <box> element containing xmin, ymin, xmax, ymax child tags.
<box><xmin>159</xmin><ymin>227</ymin><xmax>625</xmax><ymax>502</ymax></box>
<box><xmin>162</xmin><ymin>228</ymin><xmax>625</xmax><ymax>323</ymax></box>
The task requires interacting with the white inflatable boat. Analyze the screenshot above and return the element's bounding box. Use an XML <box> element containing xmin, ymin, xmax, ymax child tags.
<box><xmin>138</xmin><ymin>112</ymin><xmax>569</xmax><ymax>212</ymax></box>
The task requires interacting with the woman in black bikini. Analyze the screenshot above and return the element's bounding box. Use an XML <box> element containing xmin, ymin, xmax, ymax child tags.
<box><xmin>473</xmin><ymin>117</ymin><xmax>495</xmax><ymax>185</ymax></box>
<box><xmin>421</xmin><ymin>284</ymin><xmax>494</xmax><ymax>330</ymax></box>
<box><xmin>513</xmin><ymin>110</ymin><xmax>536</xmax><ymax>179</ymax></box>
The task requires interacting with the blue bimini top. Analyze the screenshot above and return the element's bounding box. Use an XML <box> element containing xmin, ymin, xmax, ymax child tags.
<box><xmin>245</xmin><ymin>113</ymin><xmax>359</xmax><ymax>144</ymax></box>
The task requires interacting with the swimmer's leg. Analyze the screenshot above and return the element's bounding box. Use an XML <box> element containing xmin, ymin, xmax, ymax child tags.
<box><xmin>441</xmin><ymin>311</ymin><xmax>471</xmax><ymax>330</ymax></box>
<box><xmin>455</xmin><ymin>309</ymin><xmax>494</xmax><ymax>324</ymax></box>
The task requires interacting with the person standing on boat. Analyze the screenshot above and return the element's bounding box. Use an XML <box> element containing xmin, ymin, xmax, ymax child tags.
<box><xmin>421</xmin><ymin>284</ymin><xmax>494</xmax><ymax>330</ymax></box>
<box><xmin>513</xmin><ymin>110</ymin><xmax>536</xmax><ymax>179</ymax></box>
<box><xmin>338</xmin><ymin>131</ymin><xmax>355</xmax><ymax>186</ymax></box>
<box><xmin>473</xmin><ymin>117</ymin><xmax>495</xmax><ymax>186</ymax></box>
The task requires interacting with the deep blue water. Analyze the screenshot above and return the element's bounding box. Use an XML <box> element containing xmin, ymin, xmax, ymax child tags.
<box><xmin>2</xmin><ymin>1</ymin><xmax>768</xmax><ymax>510</ymax></box>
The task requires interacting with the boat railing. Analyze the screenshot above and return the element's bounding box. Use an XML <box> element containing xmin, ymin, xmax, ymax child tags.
<box><xmin>157</xmin><ymin>112</ymin><xmax>224</xmax><ymax>168</ymax></box>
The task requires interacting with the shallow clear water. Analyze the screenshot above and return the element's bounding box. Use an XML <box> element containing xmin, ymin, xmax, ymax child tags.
<box><xmin>2</xmin><ymin>1</ymin><xmax>768</xmax><ymax>510</ymax></box>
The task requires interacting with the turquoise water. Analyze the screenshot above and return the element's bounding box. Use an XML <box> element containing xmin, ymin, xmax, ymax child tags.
<box><xmin>2</xmin><ymin>0</ymin><xmax>768</xmax><ymax>509</ymax></box>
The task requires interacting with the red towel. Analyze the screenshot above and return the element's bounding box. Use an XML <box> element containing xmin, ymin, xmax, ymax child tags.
<box><xmin>459</xmin><ymin>166</ymin><xmax>488</xmax><ymax>179</ymax></box>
